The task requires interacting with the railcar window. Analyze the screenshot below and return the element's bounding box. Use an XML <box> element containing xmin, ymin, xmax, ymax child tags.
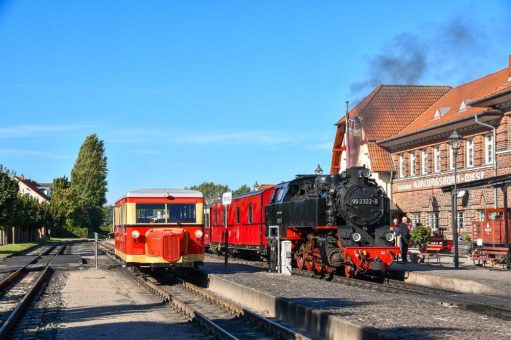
<box><xmin>136</xmin><ymin>204</ymin><xmax>166</xmax><ymax>223</ymax></box>
<box><xmin>236</xmin><ymin>207</ymin><xmax>240</xmax><ymax>224</ymax></box>
<box><xmin>168</xmin><ymin>204</ymin><xmax>196</xmax><ymax>223</ymax></box>
<box><xmin>214</xmin><ymin>209</ymin><xmax>218</xmax><ymax>226</ymax></box>
<box><xmin>248</xmin><ymin>203</ymin><xmax>253</xmax><ymax>224</ymax></box>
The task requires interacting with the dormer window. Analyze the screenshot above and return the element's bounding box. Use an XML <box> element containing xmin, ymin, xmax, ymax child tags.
<box><xmin>434</xmin><ymin>107</ymin><xmax>450</xmax><ymax>120</ymax></box>
<box><xmin>459</xmin><ymin>100</ymin><xmax>468</xmax><ymax>112</ymax></box>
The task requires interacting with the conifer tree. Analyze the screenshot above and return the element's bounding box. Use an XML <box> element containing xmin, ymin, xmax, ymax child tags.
<box><xmin>70</xmin><ymin>134</ymin><xmax>108</xmax><ymax>231</ymax></box>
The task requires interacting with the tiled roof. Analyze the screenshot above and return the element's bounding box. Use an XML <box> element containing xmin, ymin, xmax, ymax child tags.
<box><xmin>399</xmin><ymin>68</ymin><xmax>510</xmax><ymax>135</ymax></box>
<box><xmin>368</xmin><ymin>143</ymin><xmax>394</xmax><ymax>172</ymax></box>
<box><xmin>341</xmin><ymin>85</ymin><xmax>451</xmax><ymax>141</ymax></box>
<box><xmin>334</xmin><ymin>85</ymin><xmax>450</xmax><ymax>172</ymax></box>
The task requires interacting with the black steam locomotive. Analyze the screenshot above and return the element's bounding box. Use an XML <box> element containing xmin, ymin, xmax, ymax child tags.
<box><xmin>266</xmin><ymin>166</ymin><xmax>399</xmax><ymax>277</ymax></box>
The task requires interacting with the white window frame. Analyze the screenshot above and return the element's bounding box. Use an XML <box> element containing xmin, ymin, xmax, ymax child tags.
<box><xmin>478</xmin><ymin>210</ymin><xmax>485</xmax><ymax>222</ymax></box>
<box><xmin>434</xmin><ymin>146</ymin><xmax>441</xmax><ymax>172</ymax></box>
<box><xmin>421</xmin><ymin>149</ymin><xmax>428</xmax><ymax>175</ymax></box>
<box><xmin>449</xmin><ymin>144</ymin><xmax>455</xmax><ymax>170</ymax></box>
<box><xmin>428</xmin><ymin>212</ymin><xmax>439</xmax><ymax>229</ymax></box>
<box><xmin>485</xmin><ymin>134</ymin><xmax>494</xmax><ymax>164</ymax></box>
<box><xmin>457</xmin><ymin>211</ymin><xmax>465</xmax><ymax>230</ymax></box>
<box><xmin>410</xmin><ymin>152</ymin><xmax>416</xmax><ymax>176</ymax></box>
<box><xmin>410</xmin><ymin>213</ymin><xmax>421</xmax><ymax>227</ymax></box>
<box><xmin>399</xmin><ymin>154</ymin><xmax>405</xmax><ymax>178</ymax></box>
<box><xmin>466</xmin><ymin>138</ymin><xmax>474</xmax><ymax>168</ymax></box>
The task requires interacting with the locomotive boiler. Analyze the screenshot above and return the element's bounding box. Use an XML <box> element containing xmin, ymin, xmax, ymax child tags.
<box><xmin>266</xmin><ymin>166</ymin><xmax>399</xmax><ymax>277</ymax></box>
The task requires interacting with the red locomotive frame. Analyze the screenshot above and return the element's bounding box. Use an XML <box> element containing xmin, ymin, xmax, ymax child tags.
<box><xmin>114</xmin><ymin>189</ymin><xmax>204</xmax><ymax>267</ymax></box>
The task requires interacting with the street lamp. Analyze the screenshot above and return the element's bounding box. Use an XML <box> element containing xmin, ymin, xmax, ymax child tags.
<box><xmin>449</xmin><ymin>130</ymin><xmax>463</xmax><ymax>268</ymax></box>
<box><xmin>315</xmin><ymin>164</ymin><xmax>323</xmax><ymax>175</ymax></box>
<box><xmin>253</xmin><ymin>181</ymin><xmax>259</xmax><ymax>191</ymax></box>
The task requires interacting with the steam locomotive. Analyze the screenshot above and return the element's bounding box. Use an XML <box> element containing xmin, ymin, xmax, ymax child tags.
<box><xmin>206</xmin><ymin>166</ymin><xmax>400</xmax><ymax>277</ymax></box>
<box><xmin>266</xmin><ymin>166</ymin><xmax>399</xmax><ymax>277</ymax></box>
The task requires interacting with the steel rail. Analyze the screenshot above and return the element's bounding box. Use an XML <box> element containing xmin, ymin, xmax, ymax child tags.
<box><xmin>0</xmin><ymin>244</ymin><xmax>65</xmax><ymax>338</ymax></box>
<box><xmin>98</xmin><ymin>242</ymin><xmax>309</xmax><ymax>339</ymax></box>
<box><xmin>0</xmin><ymin>243</ymin><xmax>59</xmax><ymax>290</ymax></box>
<box><xmin>176</xmin><ymin>278</ymin><xmax>309</xmax><ymax>340</ymax></box>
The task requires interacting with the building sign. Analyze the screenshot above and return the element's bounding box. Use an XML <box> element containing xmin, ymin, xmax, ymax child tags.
<box><xmin>396</xmin><ymin>171</ymin><xmax>485</xmax><ymax>192</ymax></box>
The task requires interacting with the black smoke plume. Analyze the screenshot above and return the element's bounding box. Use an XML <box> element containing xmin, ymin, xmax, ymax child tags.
<box><xmin>350</xmin><ymin>18</ymin><xmax>490</xmax><ymax>98</ymax></box>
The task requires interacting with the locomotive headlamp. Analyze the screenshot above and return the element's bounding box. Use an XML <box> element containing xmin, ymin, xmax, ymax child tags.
<box><xmin>194</xmin><ymin>230</ymin><xmax>203</xmax><ymax>238</ymax></box>
<box><xmin>352</xmin><ymin>233</ymin><xmax>362</xmax><ymax>242</ymax></box>
<box><xmin>358</xmin><ymin>168</ymin><xmax>371</xmax><ymax>178</ymax></box>
<box><xmin>131</xmin><ymin>230</ymin><xmax>140</xmax><ymax>239</ymax></box>
<box><xmin>385</xmin><ymin>232</ymin><xmax>395</xmax><ymax>242</ymax></box>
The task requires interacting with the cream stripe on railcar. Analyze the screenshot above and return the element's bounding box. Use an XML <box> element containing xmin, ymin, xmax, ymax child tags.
<box><xmin>116</xmin><ymin>249</ymin><xmax>204</xmax><ymax>263</ymax></box>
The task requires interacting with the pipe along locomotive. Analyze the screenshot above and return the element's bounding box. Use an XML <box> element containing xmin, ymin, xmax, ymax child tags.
<box><xmin>206</xmin><ymin>166</ymin><xmax>400</xmax><ymax>278</ymax></box>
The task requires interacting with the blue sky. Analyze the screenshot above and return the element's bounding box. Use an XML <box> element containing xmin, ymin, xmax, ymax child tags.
<box><xmin>0</xmin><ymin>1</ymin><xmax>510</xmax><ymax>203</ymax></box>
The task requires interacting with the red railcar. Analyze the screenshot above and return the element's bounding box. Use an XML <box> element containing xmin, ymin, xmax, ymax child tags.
<box><xmin>114</xmin><ymin>189</ymin><xmax>204</xmax><ymax>267</ymax></box>
<box><xmin>472</xmin><ymin>220</ymin><xmax>510</xmax><ymax>246</ymax></box>
<box><xmin>206</xmin><ymin>186</ymin><xmax>274</xmax><ymax>256</ymax></box>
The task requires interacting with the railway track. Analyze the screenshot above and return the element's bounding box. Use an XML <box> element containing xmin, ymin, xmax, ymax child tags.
<box><xmin>99</xmin><ymin>241</ymin><xmax>310</xmax><ymax>339</ymax></box>
<box><xmin>0</xmin><ymin>243</ymin><xmax>66</xmax><ymax>337</ymax></box>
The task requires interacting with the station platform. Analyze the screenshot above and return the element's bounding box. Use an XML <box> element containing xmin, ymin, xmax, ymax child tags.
<box><xmin>391</xmin><ymin>251</ymin><xmax>511</xmax><ymax>297</ymax></box>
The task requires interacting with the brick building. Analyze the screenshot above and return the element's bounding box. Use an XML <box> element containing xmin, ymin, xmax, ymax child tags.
<box><xmin>331</xmin><ymin>55</ymin><xmax>511</xmax><ymax>238</ymax></box>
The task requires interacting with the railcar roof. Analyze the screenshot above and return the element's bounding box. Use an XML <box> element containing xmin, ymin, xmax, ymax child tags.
<box><xmin>118</xmin><ymin>188</ymin><xmax>203</xmax><ymax>201</ymax></box>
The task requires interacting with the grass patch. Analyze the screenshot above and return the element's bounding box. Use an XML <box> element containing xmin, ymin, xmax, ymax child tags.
<box><xmin>0</xmin><ymin>238</ymin><xmax>50</xmax><ymax>258</ymax></box>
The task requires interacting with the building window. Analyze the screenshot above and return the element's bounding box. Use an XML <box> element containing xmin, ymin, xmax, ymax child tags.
<box><xmin>485</xmin><ymin>134</ymin><xmax>494</xmax><ymax>164</ymax></box>
<box><xmin>410</xmin><ymin>213</ymin><xmax>421</xmax><ymax>227</ymax></box>
<box><xmin>457</xmin><ymin>211</ymin><xmax>465</xmax><ymax>230</ymax></box>
<box><xmin>399</xmin><ymin>154</ymin><xmax>405</xmax><ymax>178</ymax></box>
<box><xmin>428</xmin><ymin>212</ymin><xmax>439</xmax><ymax>229</ymax></box>
<box><xmin>248</xmin><ymin>203</ymin><xmax>253</xmax><ymax>224</ymax></box>
<box><xmin>466</xmin><ymin>138</ymin><xmax>474</xmax><ymax>167</ymax></box>
<box><xmin>421</xmin><ymin>149</ymin><xmax>428</xmax><ymax>175</ymax></box>
<box><xmin>434</xmin><ymin>146</ymin><xmax>441</xmax><ymax>172</ymax></box>
<box><xmin>449</xmin><ymin>144</ymin><xmax>455</xmax><ymax>170</ymax></box>
<box><xmin>410</xmin><ymin>152</ymin><xmax>416</xmax><ymax>176</ymax></box>
<box><xmin>478</xmin><ymin>210</ymin><xmax>485</xmax><ymax>222</ymax></box>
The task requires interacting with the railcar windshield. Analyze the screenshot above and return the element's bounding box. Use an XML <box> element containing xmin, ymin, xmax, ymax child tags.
<box><xmin>135</xmin><ymin>203</ymin><xmax>197</xmax><ymax>224</ymax></box>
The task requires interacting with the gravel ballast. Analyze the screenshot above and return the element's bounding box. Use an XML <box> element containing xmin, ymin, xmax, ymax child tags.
<box><xmin>203</xmin><ymin>259</ymin><xmax>511</xmax><ymax>339</ymax></box>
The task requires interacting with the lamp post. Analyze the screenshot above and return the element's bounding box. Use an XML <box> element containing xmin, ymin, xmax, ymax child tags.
<box><xmin>449</xmin><ymin>130</ymin><xmax>463</xmax><ymax>268</ymax></box>
<box><xmin>253</xmin><ymin>181</ymin><xmax>259</xmax><ymax>191</ymax></box>
<box><xmin>315</xmin><ymin>164</ymin><xmax>323</xmax><ymax>175</ymax></box>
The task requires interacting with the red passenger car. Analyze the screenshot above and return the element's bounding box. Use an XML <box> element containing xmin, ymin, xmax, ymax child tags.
<box><xmin>206</xmin><ymin>186</ymin><xmax>274</xmax><ymax>256</ymax></box>
<box><xmin>114</xmin><ymin>189</ymin><xmax>205</xmax><ymax>267</ymax></box>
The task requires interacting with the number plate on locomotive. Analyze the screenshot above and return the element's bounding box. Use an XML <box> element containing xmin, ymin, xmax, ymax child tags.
<box><xmin>351</xmin><ymin>198</ymin><xmax>378</xmax><ymax>205</ymax></box>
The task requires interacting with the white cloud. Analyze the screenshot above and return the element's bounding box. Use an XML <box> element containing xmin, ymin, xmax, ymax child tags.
<box><xmin>108</xmin><ymin>129</ymin><xmax>296</xmax><ymax>146</ymax></box>
<box><xmin>0</xmin><ymin>124</ymin><xmax>85</xmax><ymax>138</ymax></box>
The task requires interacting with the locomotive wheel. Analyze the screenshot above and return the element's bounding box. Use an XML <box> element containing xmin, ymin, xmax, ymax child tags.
<box><xmin>295</xmin><ymin>254</ymin><xmax>305</xmax><ymax>269</ymax></box>
<box><xmin>305</xmin><ymin>258</ymin><xmax>313</xmax><ymax>271</ymax></box>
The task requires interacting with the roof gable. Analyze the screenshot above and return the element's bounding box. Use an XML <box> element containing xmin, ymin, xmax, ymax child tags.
<box><xmin>342</xmin><ymin>85</ymin><xmax>451</xmax><ymax>141</ymax></box>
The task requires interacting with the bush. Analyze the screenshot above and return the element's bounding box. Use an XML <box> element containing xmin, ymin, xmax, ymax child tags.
<box><xmin>52</xmin><ymin>220</ymin><xmax>89</xmax><ymax>239</ymax></box>
<box><xmin>411</xmin><ymin>225</ymin><xmax>430</xmax><ymax>247</ymax></box>
<box><xmin>461</xmin><ymin>232</ymin><xmax>471</xmax><ymax>242</ymax></box>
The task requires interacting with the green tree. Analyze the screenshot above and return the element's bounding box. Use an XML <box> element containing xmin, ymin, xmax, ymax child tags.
<box><xmin>49</xmin><ymin>176</ymin><xmax>71</xmax><ymax>224</ymax></box>
<box><xmin>233</xmin><ymin>184</ymin><xmax>251</xmax><ymax>196</ymax></box>
<box><xmin>188</xmin><ymin>182</ymin><xmax>230</xmax><ymax>205</ymax></box>
<box><xmin>70</xmin><ymin>134</ymin><xmax>108</xmax><ymax>232</ymax></box>
<box><xmin>0</xmin><ymin>166</ymin><xmax>18</xmax><ymax>228</ymax></box>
